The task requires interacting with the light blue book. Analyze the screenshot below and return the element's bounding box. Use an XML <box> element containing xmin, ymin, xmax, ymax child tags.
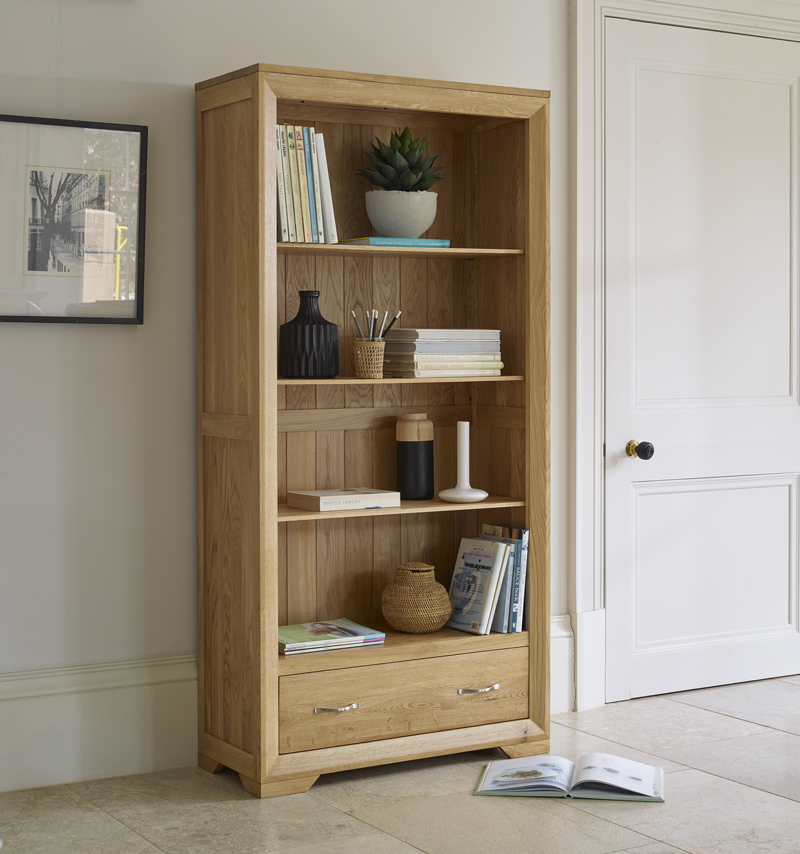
<box><xmin>479</xmin><ymin>535</ymin><xmax>516</xmax><ymax>633</ymax></box>
<box><xmin>339</xmin><ymin>237</ymin><xmax>451</xmax><ymax>248</ymax></box>
<box><xmin>302</xmin><ymin>127</ymin><xmax>319</xmax><ymax>243</ymax></box>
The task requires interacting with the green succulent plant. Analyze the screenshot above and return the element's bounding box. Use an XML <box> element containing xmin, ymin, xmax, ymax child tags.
<box><xmin>358</xmin><ymin>127</ymin><xmax>444</xmax><ymax>192</ymax></box>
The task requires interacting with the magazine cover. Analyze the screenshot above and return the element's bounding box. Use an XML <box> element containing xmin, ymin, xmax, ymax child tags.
<box><xmin>278</xmin><ymin>618</ymin><xmax>384</xmax><ymax>647</ymax></box>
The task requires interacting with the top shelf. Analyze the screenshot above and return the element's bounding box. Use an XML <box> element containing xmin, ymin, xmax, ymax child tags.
<box><xmin>277</xmin><ymin>244</ymin><xmax>524</xmax><ymax>260</ymax></box>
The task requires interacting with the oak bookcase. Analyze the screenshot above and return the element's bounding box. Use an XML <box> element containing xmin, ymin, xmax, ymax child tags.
<box><xmin>195</xmin><ymin>64</ymin><xmax>550</xmax><ymax>798</ymax></box>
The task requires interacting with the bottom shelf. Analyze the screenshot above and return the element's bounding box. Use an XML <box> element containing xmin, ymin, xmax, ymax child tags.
<box><xmin>277</xmin><ymin>623</ymin><xmax>529</xmax><ymax>676</ymax></box>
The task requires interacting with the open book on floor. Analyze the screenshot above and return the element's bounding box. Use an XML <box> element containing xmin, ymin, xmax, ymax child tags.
<box><xmin>474</xmin><ymin>753</ymin><xmax>665</xmax><ymax>802</ymax></box>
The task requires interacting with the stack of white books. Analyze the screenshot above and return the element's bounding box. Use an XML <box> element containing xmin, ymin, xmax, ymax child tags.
<box><xmin>276</xmin><ymin>124</ymin><xmax>338</xmax><ymax>244</ymax></box>
<box><xmin>382</xmin><ymin>329</ymin><xmax>503</xmax><ymax>378</ymax></box>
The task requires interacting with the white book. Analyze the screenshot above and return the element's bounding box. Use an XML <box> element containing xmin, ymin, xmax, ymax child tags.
<box><xmin>384</xmin><ymin>353</ymin><xmax>502</xmax><ymax>362</ymax></box>
<box><xmin>385</xmin><ymin>329</ymin><xmax>501</xmax><ymax>341</ymax></box>
<box><xmin>385</xmin><ymin>342</ymin><xmax>502</xmax><ymax>354</ymax></box>
<box><xmin>309</xmin><ymin>128</ymin><xmax>326</xmax><ymax>244</ymax></box>
<box><xmin>278</xmin><ymin>125</ymin><xmax>297</xmax><ymax>242</ymax></box>
<box><xmin>446</xmin><ymin>538</ymin><xmax>510</xmax><ymax>635</ymax></box>
<box><xmin>383</xmin><ymin>361</ymin><xmax>505</xmax><ymax>371</ymax></box>
<box><xmin>383</xmin><ymin>369</ymin><xmax>501</xmax><ymax>378</ymax></box>
<box><xmin>276</xmin><ymin>127</ymin><xmax>289</xmax><ymax>242</ymax></box>
<box><xmin>315</xmin><ymin>134</ymin><xmax>339</xmax><ymax>244</ymax></box>
<box><xmin>286</xmin><ymin>487</ymin><xmax>400</xmax><ymax>512</ymax></box>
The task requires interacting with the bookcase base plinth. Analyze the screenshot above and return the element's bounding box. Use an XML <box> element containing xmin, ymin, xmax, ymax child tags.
<box><xmin>239</xmin><ymin>773</ymin><xmax>319</xmax><ymax>799</ymax></box>
<box><xmin>500</xmin><ymin>741</ymin><xmax>554</xmax><ymax>760</ymax></box>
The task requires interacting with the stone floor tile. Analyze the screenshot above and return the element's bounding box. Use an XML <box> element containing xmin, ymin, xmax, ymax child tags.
<box><xmin>309</xmin><ymin>754</ymin><xmax>480</xmax><ymax>813</ymax></box>
<box><xmin>670</xmin><ymin>678</ymin><xmax>800</xmax><ymax>734</ymax></box>
<box><xmin>567</xmin><ymin>768</ymin><xmax>800</xmax><ymax>854</ymax></box>
<box><xmin>616</xmin><ymin>845</ymin><xmax>688</xmax><ymax>854</ymax></box>
<box><xmin>780</xmin><ymin>674</ymin><xmax>800</xmax><ymax>685</ymax></box>
<box><xmin>0</xmin><ymin>785</ymin><xmax>161</xmax><ymax>853</ymax></box>
<box><xmin>345</xmin><ymin>789</ymin><xmax>651</xmax><ymax>854</ymax></box>
<box><xmin>656</xmin><ymin>729</ymin><xmax>800</xmax><ymax>802</ymax></box>
<box><xmin>552</xmin><ymin>696</ymin><xmax>769</xmax><ymax>753</ymax></box>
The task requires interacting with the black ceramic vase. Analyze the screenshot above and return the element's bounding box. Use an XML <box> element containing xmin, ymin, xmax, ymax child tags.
<box><xmin>279</xmin><ymin>290</ymin><xmax>339</xmax><ymax>379</ymax></box>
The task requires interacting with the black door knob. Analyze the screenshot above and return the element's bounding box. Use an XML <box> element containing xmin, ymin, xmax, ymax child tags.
<box><xmin>626</xmin><ymin>440</ymin><xmax>655</xmax><ymax>460</ymax></box>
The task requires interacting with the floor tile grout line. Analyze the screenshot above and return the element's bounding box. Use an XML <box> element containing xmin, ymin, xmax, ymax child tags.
<box><xmin>665</xmin><ymin>696</ymin><xmax>798</xmax><ymax>735</ymax></box>
<box><xmin>64</xmin><ymin>784</ymin><xmax>172</xmax><ymax>854</ymax></box>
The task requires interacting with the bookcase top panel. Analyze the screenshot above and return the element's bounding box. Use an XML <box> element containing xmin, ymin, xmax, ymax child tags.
<box><xmin>196</xmin><ymin>63</ymin><xmax>550</xmax><ymax>102</ymax></box>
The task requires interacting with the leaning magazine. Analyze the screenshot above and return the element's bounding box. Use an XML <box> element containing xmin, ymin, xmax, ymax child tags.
<box><xmin>475</xmin><ymin>754</ymin><xmax>665</xmax><ymax>802</ymax></box>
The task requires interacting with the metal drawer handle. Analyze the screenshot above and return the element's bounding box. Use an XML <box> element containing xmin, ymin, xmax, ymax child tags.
<box><xmin>314</xmin><ymin>702</ymin><xmax>360</xmax><ymax>714</ymax></box>
<box><xmin>458</xmin><ymin>683</ymin><xmax>500</xmax><ymax>695</ymax></box>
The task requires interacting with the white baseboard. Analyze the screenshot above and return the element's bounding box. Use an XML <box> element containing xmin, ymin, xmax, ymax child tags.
<box><xmin>0</xmin><ymin>619</ymin><xmax>576</xmax><ymax>792</ymax></box>
<box><xmin>550</xmin><ymin>614</ymin><xmax>575</xmax><ymax>714</ymax></box>
<box><xmin>0</xmin><ymin>656</ymin><xmax>198</xmax><ymax>792</ymax></box>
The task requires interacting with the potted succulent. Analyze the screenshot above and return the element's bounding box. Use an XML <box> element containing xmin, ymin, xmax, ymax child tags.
<box><xmin>358</xmin><ymin>128</ymin><xmax>444</xmax><ymax>238</ymax></box>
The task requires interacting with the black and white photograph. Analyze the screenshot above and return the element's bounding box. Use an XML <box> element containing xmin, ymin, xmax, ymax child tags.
<box><xmin>0</xmin><ymin>114</ymin><xmax>147</xmax><ymax>323</ymax></box>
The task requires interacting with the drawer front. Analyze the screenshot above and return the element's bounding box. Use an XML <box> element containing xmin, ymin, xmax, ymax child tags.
<box><xmin>279</xmin><ymin>647</ymin><xmax>529</xmax><ymax>754</ymax></box>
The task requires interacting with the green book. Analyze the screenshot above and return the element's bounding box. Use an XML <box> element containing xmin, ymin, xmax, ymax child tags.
<box><xmin>278</xmin><ymin>618</ymin><xmax>385</xmax><ymax>650</ymax></box>
<box><xmin>475</xmin><ymin>753</ymin><xmax>665</xmax><ymax>802</ymax></box>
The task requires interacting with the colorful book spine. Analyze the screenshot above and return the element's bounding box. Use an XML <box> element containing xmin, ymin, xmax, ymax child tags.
<box><xmin>294</xmin><ymin>126</ymin><xmax>314</xmax><ymax>243</ymax></box>
<box><xmin>315</xmin><ymin>133</ymin><xmax>338</xmax><ymax>244</ymax></box>
<box><xmin>285</xmin><ymin>126</ymin><xmax>305</xmax><ymax>241</ymax></box>
<box><xmin>301</xmin><ymin>127</ymin><xmax>320</xmax><ymax>243</ymax></box>
<box><xmin>276</xmin><ymin>127</ymin><xmax>289</xmax><ymax>242</ymax></box>
<box><xmin>511</xmin><ymin>529</ymin><xmax>529</xmax><ymax>632</ymax></box>
<box><xmin>309</xmin><ymin>127</ymin><xmax>325</xmax><ymax>244</ymax></box>
<box><xmin>278</xmin><ymin>125</ymin><xmax>297</xmax><ymax>242</ymax></box>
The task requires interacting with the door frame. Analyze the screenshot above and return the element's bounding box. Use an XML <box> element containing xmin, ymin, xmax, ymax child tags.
<box><xmin>572</xmin><ymin>0</ymin><xmax>800</xmax><ymax>709</ymax></box>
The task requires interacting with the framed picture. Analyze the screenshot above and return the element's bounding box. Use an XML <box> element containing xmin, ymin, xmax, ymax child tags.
<box><xmin>0</xmin><ymin>114</ymin><xmax>147</xmax><ymax>324</ymax></box>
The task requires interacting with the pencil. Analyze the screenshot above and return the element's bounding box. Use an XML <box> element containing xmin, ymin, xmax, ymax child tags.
<box><xmin>383</xmin><ymin>310</ymin><xmax>402</xmax><ymax>336</ymax></box>
<box><xmin>351</xmin><ymin>310</ymin><xmax>365</xmax><ymax>339</ymax></box>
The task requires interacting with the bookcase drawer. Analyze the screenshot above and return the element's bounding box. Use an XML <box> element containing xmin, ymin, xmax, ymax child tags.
<box><xmin>278</xmin><ymin>647</ymin><xmax>529</xmax><ymax>753</ymax></box>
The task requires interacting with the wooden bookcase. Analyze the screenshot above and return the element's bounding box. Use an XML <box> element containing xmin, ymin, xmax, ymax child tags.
<box><xmin>195</xmin><ymin>64</ymin><xmax>550</xmax><ymax>798</ymax></box>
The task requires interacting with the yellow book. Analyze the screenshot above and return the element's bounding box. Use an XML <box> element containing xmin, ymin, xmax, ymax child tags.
<box><xmin>294</xmin><ymin>126</ymin><xmax>313</xmax><ymax>244</ymax></box>
<box><xmin>285</xmin><ymin>126</ymin><xmax>305</xmax><ymax>241</ymax></box>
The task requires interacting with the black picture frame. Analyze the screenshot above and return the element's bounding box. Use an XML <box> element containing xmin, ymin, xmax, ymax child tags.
<box><xmin>0</xmin><ymin>114</ymin><xmax>147</xmax><ymax>324</ymax></box>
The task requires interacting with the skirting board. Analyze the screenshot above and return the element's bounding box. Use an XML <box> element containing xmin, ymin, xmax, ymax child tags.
<box><xmin>0</xmin><ymin>617</ymin><xmax>574</xmax><ymax>792</ymax></box>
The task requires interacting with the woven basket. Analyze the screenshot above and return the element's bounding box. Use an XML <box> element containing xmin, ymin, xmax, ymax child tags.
<box><xmin>352</xmin><ymin>339</ymin><xmax>385</xmax><ymax>379</ymax></box>
<box><xmin>381</xmin><ymin>562</ymin><xmax>452</xmax><ymax>634</ymax></box>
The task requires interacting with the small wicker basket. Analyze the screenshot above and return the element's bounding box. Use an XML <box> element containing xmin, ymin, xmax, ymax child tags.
<box><xmin>352</xmin><ymin>338</ymin><xmax>385</xmax><ymax>379</ymax></box>
<box><xmin>381</xmin><ymin>562</ymin><xmax>452</xmax><ymax>634</ymax></box>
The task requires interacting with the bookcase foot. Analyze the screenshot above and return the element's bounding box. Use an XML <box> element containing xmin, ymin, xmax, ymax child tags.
<box><xmin>500</xmin><ymin>741</ymin><xmax>551</xmax><ymax>760</ymax></box>
<box><xmin>198</xmin><ymin>753</ymin><xmax>224</xmax><ymax>774</ymax></box>
<box><xmin>239</xmin><ymin>773</ymin><xmax>319</xmax><ymax>799</ymax></box>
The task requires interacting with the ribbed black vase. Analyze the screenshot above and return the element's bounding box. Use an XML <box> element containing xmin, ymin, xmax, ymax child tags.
<box><xmin>279</xmin><ymin>290</ymin><xmax>339</xmax><ymax>379</ymax></box>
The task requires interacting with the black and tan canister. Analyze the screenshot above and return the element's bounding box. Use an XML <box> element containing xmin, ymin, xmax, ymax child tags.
<box><xmin>396</xmin><ymin>413</ymin><xmax>434</xmax><ymax>500</ymax></box>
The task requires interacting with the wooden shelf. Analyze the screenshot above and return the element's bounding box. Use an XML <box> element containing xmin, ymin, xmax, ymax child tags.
<box><xmin>278</xmin><ymin>495</ymin><xmax>525</xmax><ymax>522</ymax></box>
<box><xmin>277</xmin><ymin>375</ymin><xmax>524</xmax><ymax>386</ymax></box>
<box><xmin>278</xmin><ymin>624</ymin><xmax>530</xmax><ymax>675</ymax></box>
<box><xmin>277</xmin><ymin>244</ymin><xmax>524</xmax><ymax>260</ymax></box>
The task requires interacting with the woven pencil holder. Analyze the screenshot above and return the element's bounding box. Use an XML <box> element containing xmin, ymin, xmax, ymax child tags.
<box><xmin>352</xmin><ymin>339</ymin><xmax>385</xmax><ymax>379</ymax></box>
<box><xmin>382</xmin><ymin>562</ymin><xmax>452</xmax><ymax>634</ymax></box>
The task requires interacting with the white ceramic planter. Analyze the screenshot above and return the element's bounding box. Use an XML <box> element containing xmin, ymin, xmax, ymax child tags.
<box><xmin>365</xmin><ymin>190</ymin><xmax>437</xmax><ymax>239</ymax></box>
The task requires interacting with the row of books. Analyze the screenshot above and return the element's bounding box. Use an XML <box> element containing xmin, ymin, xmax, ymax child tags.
<box><xmin>445</xmin><ymin>525</ymin><xmax>529</xmax><ymax>635</ymax></box>
<box><xmin>276</xmin><ymin>124</ymin><xmax>339</xmax><ymax>244</ymax></box>
<box><xmin>383</xmin><ymin>328</ymin><xmax>503</xmax><ymax>378</ymax></box>
<box><xmin>278</xmin><ymin>618</ymin><xmax>385</xmax><ymax>655</ymax></box>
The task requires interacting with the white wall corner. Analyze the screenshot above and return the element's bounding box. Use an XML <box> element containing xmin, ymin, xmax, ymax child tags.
<box><xmin>0</xmin><ymin>655</ymin><xmax>198</xmax><ymax>792</ymax></box>
<box><xmin>551</xmin><ymin>614</ymin><xmax>575</xmax><ymax>714</ymax></box>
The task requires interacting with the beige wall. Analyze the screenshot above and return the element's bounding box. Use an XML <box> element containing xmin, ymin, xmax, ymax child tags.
<box><xmin>0</xmin><ymin>0</ymin><xmax>569</xmax><ymax>673</ymax></box>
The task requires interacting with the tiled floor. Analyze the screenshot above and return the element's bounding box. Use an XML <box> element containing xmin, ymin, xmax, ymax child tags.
<box><xmin>3</xmin><ymin>674</ymin><xmax>800</xmax><ymax>853</ymax></box>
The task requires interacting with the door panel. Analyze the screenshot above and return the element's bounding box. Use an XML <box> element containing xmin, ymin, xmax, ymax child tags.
<box><xmin>605</xmin><ymin>19</ymin><xmax>800</xmax><ymax>700</ymax></box>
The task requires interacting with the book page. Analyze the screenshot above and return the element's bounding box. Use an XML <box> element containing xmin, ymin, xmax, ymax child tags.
<box><xmin>571</xmin><ymin>753</ymin><xmax>657</xmax><ymax>797</ymax></box>
<box><xmin>478</xmin><ymin>755</ymin><xmax>575</xmax><ymax>793</ymax></box>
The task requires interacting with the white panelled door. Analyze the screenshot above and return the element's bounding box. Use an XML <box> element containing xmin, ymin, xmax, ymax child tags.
<box><xmin>605</xmin><ymin>19</ymin><xmax>800</xmax><ymax>701</ymax></box>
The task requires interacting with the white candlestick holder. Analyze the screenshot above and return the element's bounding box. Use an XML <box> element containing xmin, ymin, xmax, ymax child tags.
<box><xmin>438</xmin><ymin>421</ymin><xmax>488</xmax><ymax>504</ymax></box>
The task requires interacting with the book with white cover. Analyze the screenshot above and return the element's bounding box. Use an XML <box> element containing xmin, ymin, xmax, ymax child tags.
<box><xmin>286</xmin><ymin>487</ymin><xmax>401</xmax><ymax>512</ymax></box>
<box><xmin>445</xmin><ymin>538</ymin><xmax>509</xmax><ymax>635</ymax></box>
<box><xmin>385</xmin><ymin>328</ymin><xmax>500</xmax><ymax>341</ymax></box>
<box><xmin>276</xmin><ymin>127</ymin><xmax>289</xmax><ymax>242</ymax></box>
<box><xmin>475</xmin><ymin>754</ymin><xmax>665</xmax><ymax>802</ymax></box>
<box><xmin>309</xmin><ymin>128</ymin><xmax>325</xmax><ymax>243</ymax></box>
<box><xmin>277</xmin><ymin>125</ymin><xmax>297</xmax><ymax>242</ymax></box>
<box><xmin>384</xmin><ymin>369</ymin><xmax>501</xmax><ymax>378</ymax></box>
<box><xmin>384</xmin><ymin>353</ymin><xmax>502</xmax><ymax>362</ymax></box>
<box><xmin>384</xmin><ymin>342</ymin><xmax>502</xmax><ymax>354</ymax></box>
<box><xmin>384</xmin><ymin>361</ymin><xmax>504</xmax><ymax>372</ymax></box>
<box><xmin>315</xmin><ymin>134</ymin><xmax>339</xmax><ymax>244</ymax></box>
<box><xmin>285</xmin><ymin>126</ymin><xmax>305</xmax><ymax>241</ymax></box>
<box><xmin>478</xmin><ymin>534</ymin><xmax>517</xmax><ymax>633</ymax></box>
